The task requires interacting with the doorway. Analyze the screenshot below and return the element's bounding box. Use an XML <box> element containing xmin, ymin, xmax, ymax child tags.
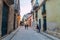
<box><xmin>1</xmin><ymin>2</ymin><xmax>9</xmax><ymax>36</ymax></box>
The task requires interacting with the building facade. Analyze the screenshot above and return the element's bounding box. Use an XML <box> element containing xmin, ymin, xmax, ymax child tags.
<box><xmin>14</xmin><ymin>0</ymin><xmax>20</xmax><ymax>27</ymax></box>
<box><xmin>31</xmin><ymin>0</ymin><xmax>60</xmax><ymax>37</ymax></box>
<box><xmin>46</xmin><ymin>0</ymin><xmax>60</xmax><ymax>33</ymax></box>
<box><xmin>31</xmin><ymin>0</ymin><xmax>46</xmax><ymax>31</ymax></box>
<box><xmin>22</xmin><ymin>13</ymin><xmax>33</xmax><ymax>27</ymax></box>
<box><xmin>27</xmin><ymin>14</ymin><xmax>33</xmax><ymax>27</ymax></box>
<box><xmin>0</xmin><ymin>0</ymin><xmax>20</xmax><ymax>38</ymax></box>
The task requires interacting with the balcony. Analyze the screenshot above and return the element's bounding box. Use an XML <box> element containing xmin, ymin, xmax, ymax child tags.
<box><xmin>14</xmin><ymin>4</ymin><xmax>19</xmax><ymax>13</ymax></box>
<box><xmin>4</xmin><ymin>0</ymin><xmax>14</xmax><ymax>5</ymax></box>
<box><xmin>42</xmin><ymin>3</ymin><xmax>46</xmax><ymax>15</ymax></box>
<box><xmin>14</xmin><ymin>9</ymin><xmax>18</xmax><ymax>13</ymax></box>
<box><xmin>33</xmin><ymin>3</ymin><xmax>39</xmax><ymax>10</ymax></box>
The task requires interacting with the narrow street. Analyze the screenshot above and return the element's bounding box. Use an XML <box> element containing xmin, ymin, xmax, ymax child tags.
<box><xmin>11</xmin><ymin>27</ymin><xmax>53</xmax><ymax>40</ymax></box>
<box><xmin>0</xmin><ymin>0</ymin><xmax>60</xmax><ymax>40</ymax></box>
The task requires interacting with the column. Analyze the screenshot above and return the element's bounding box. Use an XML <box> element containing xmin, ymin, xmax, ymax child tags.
<box><xmin>7</xmin><ymin>5</ymin><xmax>14</xmax><ymax>34</ymax></box>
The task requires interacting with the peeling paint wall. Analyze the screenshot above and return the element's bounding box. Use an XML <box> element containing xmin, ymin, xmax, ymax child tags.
<box><xmin>7</xmin><ymin>5</ymin><xmax>14</xmax><ymax>34</ymax></box>
<box><xmin>46</xmin><ymin>0</ymin><xmax>60</xmax><ymax>32</ymax></box>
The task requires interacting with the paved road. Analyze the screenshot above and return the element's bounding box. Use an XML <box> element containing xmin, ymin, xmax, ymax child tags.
<box><xmin>11</xmin><ymin>27</ymin><xmax>54</xmax><ymax>40</ymax></box>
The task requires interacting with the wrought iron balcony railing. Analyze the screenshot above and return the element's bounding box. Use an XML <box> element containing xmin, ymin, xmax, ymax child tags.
<box><xmin>33</xmin><ymin>3</ymin><xmax>39</xmax><ymax>10</ymax></box>
<box><xmin>14</xmin><ymin>9</ymin><xmax>18</xmax><ymax>13</ymax></box>
<box><xmin>14</xmin><ymin>4</ymin><xmax>19</xmax><ymax>13</ymax></box>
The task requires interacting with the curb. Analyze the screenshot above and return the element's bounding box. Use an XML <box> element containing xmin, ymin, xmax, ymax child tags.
<box><xmin>41</xmin><ymin>32</ymin><xmax>60</xmax><ymax>40</ymax></box>
<box><xmin>2</xmin><ymin>27</ymin><xmax>20</xmax><ymax>40</ymax></box>
<box><xmin>33</xmin><ymin>28</ymin><xmax>60</xmax><ymax>40</ymax></box>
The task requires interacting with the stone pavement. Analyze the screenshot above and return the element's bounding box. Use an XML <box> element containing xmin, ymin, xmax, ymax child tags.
<box><xmin>11</xmin><ymin>27</ymin><xmax>56</xmax><ymax>40</ymax></box>
<box><xmin>2</xmin><ymin>27</ymin><xmax>20</xmax><ymax>40</ymax></box>
<box><xmin>2</xmin><ymin>26</ymin><xmax>60</xmax><ymax>40</ymax></box>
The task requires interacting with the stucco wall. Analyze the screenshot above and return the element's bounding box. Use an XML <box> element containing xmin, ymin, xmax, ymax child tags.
<box><xmin>38</xmin><ymin>0</ymin><xmax>44</xmax><ymax>6</ymax></box>
<box><xmin>38</xmin><ymin>7</ymin><xmax>44</xmax><ymax>31</ymax></box>
<box><xmin>7</xmin><ymin>5</ymin><xmax>14</xmax><ymax>34</ymax></box>
<box><xmin>46</xmin><ymin>0</ymin><xmax>60</xmax><ymax>32</ymax></box>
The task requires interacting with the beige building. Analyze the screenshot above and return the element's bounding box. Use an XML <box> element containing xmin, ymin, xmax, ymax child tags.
<box><xmin>31</xmin><ymin>0</ymin><xmax>46</xmax><ymax>31</ymax></box>
<box><xmin>31</xmin><ymin>0</ymin><xmax>60</xmax><ymax>37</ymax></box>
<box><xmin>0</xmin><ymin>0</ymin><xmax>14</xmax><ymax>37</ymax></box>
<box><xmin>46</xmin><ymin>0</ymin><xmax>60</xmax><ymax>33</ymax></box>
<box><xmin>0</xmin><ymin>0</ymin><xmax>20</xmax><ymax>38</ymax></box>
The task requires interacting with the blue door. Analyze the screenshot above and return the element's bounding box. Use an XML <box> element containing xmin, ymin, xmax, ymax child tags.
<box><xmin>1</xmin><ymin>2</ymin><xmax>9</xmax><ymax>36</ymax></box>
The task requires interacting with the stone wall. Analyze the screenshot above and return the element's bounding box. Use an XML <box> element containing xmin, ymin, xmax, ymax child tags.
<box><xmin>0</xmin><ymin>0</ymin><xmax>3</xmax><ymax>37</ymax></box>
<box><xmin>7</xmin><ymin>5</ymin><xmax>14</xmax><ymax>34</ymax></box>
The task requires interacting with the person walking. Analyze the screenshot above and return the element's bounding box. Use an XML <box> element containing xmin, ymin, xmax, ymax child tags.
<box><xmin>36</xmin><ymin>24</ymin><xmax>39</xmax><ymax>32</ymax></box>
<box><xmin>26</xmin><ymin>23</ymin><xmax>28</xmax><ymax>29</ymax></box>
<box><xmin>24</xmin><ymin>21</ymin><xmax>28</xmax><ymax>30</ymax></box>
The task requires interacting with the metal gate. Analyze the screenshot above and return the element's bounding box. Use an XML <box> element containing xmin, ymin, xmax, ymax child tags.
<box><xmin>1</xmin><ymin>2</ymin><xmax>9</xmax><ymax>36</ymax></box>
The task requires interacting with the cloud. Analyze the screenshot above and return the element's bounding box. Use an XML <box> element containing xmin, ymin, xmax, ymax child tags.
<box><xmin>20</xmin><ymin>0</ymin><xmax>32</xmax><ymax>20</ymax></box>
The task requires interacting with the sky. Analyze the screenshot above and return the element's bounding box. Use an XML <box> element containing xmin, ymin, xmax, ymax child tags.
<box><xmin>20</xmin><ymin>0</ymin><xmax>32</xmax><ymax>20</ymax></box>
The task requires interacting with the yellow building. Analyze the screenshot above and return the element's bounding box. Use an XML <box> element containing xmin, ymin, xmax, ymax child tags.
<box><xmin>17</xmin><ymin>15</ymin><xmax>21</xmax><ymax>26</ymax></box>
<box><xmin>46</xmin><ymin>0</ymin><xmax>60</xmax><ymax>33</ymax></box>
<box><xmin>31</xmin><ymin>0</ymin><xmax>47</xmax><ymax>31</ymax></box>
<box><xmin>31</xmin><ymin>0</ymin><xmax>60</xmax><ymax>37</ymax></box>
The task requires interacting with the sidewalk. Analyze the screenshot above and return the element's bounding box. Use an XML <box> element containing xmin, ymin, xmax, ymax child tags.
<box><xmin>2</xmin><ymin>27</ymin><xmax>20</xmax><ymax>40</ymax></box>
<box><xmin>33</xmin><ymin>27</ymin><xmax>60</xmax><ymax>40</ymax></box>
<box><xmin>41</xmin><ymin>32</ymin><xmax>60</xmax><ymax>40</ymax></box>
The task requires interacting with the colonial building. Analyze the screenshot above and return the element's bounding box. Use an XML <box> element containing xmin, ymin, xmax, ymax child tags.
<box><xmin>0</xmin><ymin>0</ymin><xmax>20</xmax><ymax>38</ymax></box>
<box><xmin>14</xmin><ymin>0</ymin><xmax>20</xmax><ymax>27</ymax></box>
<box><xmin>31</xmin><ymin>0</ymin><xmax>60</xmax><ymax>37</ymax></box>
<box><xmin>23</xmin><ymin>13</ymin><xmax>33</xmax><ymax>27</ymax></box>
<box><xmin>31</xmin><ymin>0</ymin><xmax>47</xmax><ymax>31</ymax></box>
<box><xmin>27</xmin><ymin>13</ymin><xmax>33</xmax><ymax>27</ymax></box>
<box><xmin>46</xmin><ymin>0</ymin><xmax>60</xmax><ymax>36</ymax></box>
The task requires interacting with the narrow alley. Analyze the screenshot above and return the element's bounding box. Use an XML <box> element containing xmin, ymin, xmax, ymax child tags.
<box><xmin>0</xmin><ymin>0</ymin><xmax>60</xmax><ymax>40</ymax></box>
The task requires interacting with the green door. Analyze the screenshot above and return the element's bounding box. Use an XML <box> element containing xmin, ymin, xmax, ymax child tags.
<box><xmin>1</xmin><ymin>2</ymin><xmax>9</xmax><ymax>36</ymax></box>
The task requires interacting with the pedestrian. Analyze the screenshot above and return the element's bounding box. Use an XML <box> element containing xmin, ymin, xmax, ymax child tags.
<box><xmin>36</xmin><ymin>24</ymin><xmax>40</xmax><ymax>33</ymax></box>
<box><xmin>24</xmin><ymin>21</ymin><xmax>26</xmax><ymax>29</ymax></box>
<box><xmin>26</xmin><ymin>23</ymin><xmax>28</xmax><ymax>29</ymax></box>
<box><xmin>24</xmin><ymin>21</ymin><xmax>28</xmax><ymax>30</ymax></box>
